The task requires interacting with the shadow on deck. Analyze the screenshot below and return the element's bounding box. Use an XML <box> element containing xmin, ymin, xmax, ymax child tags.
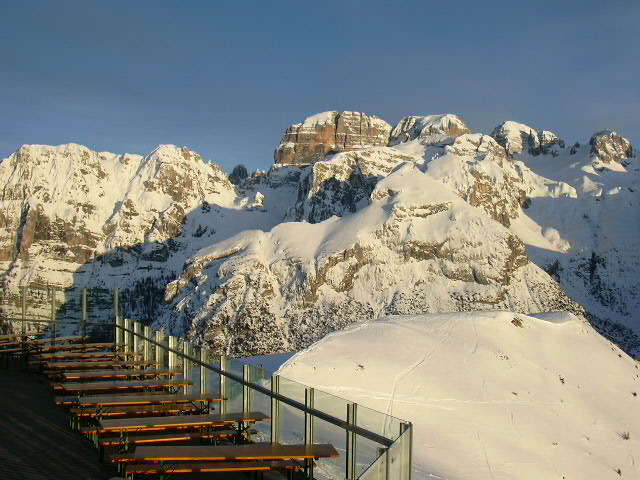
<box><xmin>0</xmin><ymin>366</ymin><xmax>117</xmax><ymax>479</ymax></box>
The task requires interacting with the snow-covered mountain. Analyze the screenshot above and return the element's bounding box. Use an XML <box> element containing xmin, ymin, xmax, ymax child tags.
<box><xmin>162</xmin><ymin>162</ymin><xmax>583</xmax><ymax>355</ymax></box>
<box><xmin>278</xmin><ymin>311</ymin><xmax>640</xmax><ymax>480</ymax></box>
<box><xmin>0</xmin><ymin>111</ymin><xmax>637</xmax><ymax>357</ymax></box>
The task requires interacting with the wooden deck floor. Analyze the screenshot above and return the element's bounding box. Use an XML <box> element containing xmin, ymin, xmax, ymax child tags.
<box><xmin>0</xmin><ymin>365</ymin><xmax>291</xmax><ymax>480</ymax></box>
<box><xmin>0</xmin><ymin>366</ymin><xmax>117</xmax><ymax>479</ymax></box>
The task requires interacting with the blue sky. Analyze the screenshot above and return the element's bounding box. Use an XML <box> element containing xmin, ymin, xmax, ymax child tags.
<box><xmin>1</xmin><ymin>0</ymin><xmax>638</xmax><ymax>170</ymax></box>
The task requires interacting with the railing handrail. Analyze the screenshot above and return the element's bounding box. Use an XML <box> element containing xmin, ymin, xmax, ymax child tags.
<box><xmin>119</xmin><ymin>321</ymin><xmax>401</xmax><ymax>448</ymax></box>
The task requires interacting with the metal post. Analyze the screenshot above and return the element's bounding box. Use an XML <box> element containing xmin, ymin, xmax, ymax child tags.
<box><xmin>243</xmin><ymin>364</ymin><xmax>251</xmax><ymax>414</ymax></box>
<box><xmin>50</xmin><ymin>287</ymin><xmax>56</xmax><ymax>343</ymax></box>
<box><xmin>115</xmin><ymin>317</ymin><xmax>123</xmax><ymax>348</ymax></box>
<box><xmin>401</xmin><ymin>422</ymin><xmax>412</xmax><ymax>480</ymax></box>
<box><xmin>21</xmin><ymin>285</ymin><xmax>26</xmax><ymax>336</ymax></box>
<box><xmin>133</xmin><ymin>321</ymin><xmax>142</xmax><ymax>354</ymax></box>
<box><xmin>219</xmin><ymin>355</ymin><xmax>227</xmax><ymax>415</ymax></box>
<box><xmin>304</xmin><ymin>388</ymin><xmax>315</xmax><ymax>479</ymax></box>
<box><xmin>155</xmin><ymin>329</ymin><xmax>164</xmax><ymax>368</ymax></box>
<box><xmin>143</xmin><ymin>326</ymin><xmax>151</xmax><ymax>364</ymax></box>
<box><xmin>199</xmin><ymin>348</ymin><xmax>208</xmax><ymax>395</ymax></box>
<box><xmin>81</xmin><ymin>288</ymin><xmax>88</xmax><ymax>340</ymax></box>
<box><xmin>270</xmin><ymin>375</ymin><xmax>280</xmax><ymax>444</ymax></box>
<box><xmin>113</xmin><ymin>288</ymin><xmax>123</xmax><ymax>348</ymax></box>
<box><xmin>168</xmin><ymin>336</ymin><xmax>176</xmax><ymax>370</ymax></box>
<box><xmin>183</xmin><ymin>341</ymin><xmax>190</xmax><ymax>394</ymax></box>
<box><xmin>124</xmin><ymin>319</ymin><xmax>133</xmax><ymax>354</ymax></box>
<box><xmin>346</xmin><ymin>403</ymin><xmax>358</xmax><ymax>480</ymax></box>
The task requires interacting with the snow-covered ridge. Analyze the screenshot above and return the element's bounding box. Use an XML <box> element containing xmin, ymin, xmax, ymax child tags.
<box><xmin>278</xmin><ymin>310</ymin><xmax>640</xmax><ymax>480</ymax></box>
<box><xmin>160</xmin><ymin>162</ymin><xmax>584</xmax><ymax>355</ymax></box>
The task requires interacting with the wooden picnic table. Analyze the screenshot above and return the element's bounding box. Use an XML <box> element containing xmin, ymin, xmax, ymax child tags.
<box><xmin>99</xmin><ymin>429</ymin><xmax>240</xmax><ymax>447</ymax></box>
<box><xmin>82</xmin><ymin>411</ymin><xmax>269</xmax><ymax>434</ymax></box>
<box><xmin>0</xmin><ymin>332</ymin><xmax>39</xmax><ymax>342</ymax></box>
<box><xmin>56</xmin><ymin>392</ymin><xmax>223</xmax><ymax>407</ymax></box>
<box><xmin>62</xmin><ymin>368</ymin><xmax>180</xmax><ymax>381</ymax></box>
<box><xmin>54</xmin><ymin>378</ymin><xmax>193</xmax><ymax>394</ymax></box>
<box><xmin>33</xmin><ymin>351</ymin><xmax>142</xmax><ymax>362</ymax></box>
<box><xmin>121</xmin><ymin>460</ymin><xmax>302</xmax><ymax>476</ymax></box>
<box><xmin>21</xmin><ymin>335</ymin><xmax>87</xmax><ymax>345</ymax></box>
<box><xmin>110</xmin><ymin>443</ymin><xmax>339</xmax><ymax>463</ymax></box>
<box><xmin>37</xmin><ymin>342</ymin><xmax>125</xmax><ymax>354</ymax></box>
<box><xmin>45</xmin><ymin>360</ymin><xmax>158</xmax><ymax>372</ymax></box>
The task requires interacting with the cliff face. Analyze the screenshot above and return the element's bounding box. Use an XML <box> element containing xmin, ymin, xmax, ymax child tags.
<box><xmin>389</xmin><ymin>114</ymin><xmax>470</xmax><ymax>145</ymax></box>
<box><xmin>161</xmin><ymin>163</ymin><xmax>585</xmax><ymax>356</ymax></box>
<box><xmin>0</xmin><ymin>144</ymin><xmax>236</xmax><ymax>288</ymax></box>
<box><xmin>273</xmin><ymin>111</ymin><xmax>392</xmax><ymax>165</ymax></box>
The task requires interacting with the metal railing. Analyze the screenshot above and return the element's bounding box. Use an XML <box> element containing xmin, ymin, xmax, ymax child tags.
<box><xmin>0</xmin><ymin>285</ymin><xmax>413</xmax><ymax>479</ymax></box>
<box><xmin>116</xmin><ymin>317</ymin><xmax>413</xmax><ymax>480</ymax></box>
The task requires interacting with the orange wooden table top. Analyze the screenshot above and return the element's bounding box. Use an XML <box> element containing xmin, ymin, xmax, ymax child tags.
<box><xmin>110</xmin><ymin>443</ymin><xmax>339</xmax><ymax>463</ymax></box>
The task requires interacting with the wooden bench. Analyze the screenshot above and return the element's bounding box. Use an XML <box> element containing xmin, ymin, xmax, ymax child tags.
<box><xmin>54</xmin><ymin>378</ymin><xmax>193</xmax><ymax>394</ymax></box>
<box><xmin>36</xmin><ymin>342</ymin><xmax>125</xmax><ymax>354</ymax></box>
<box><xmin>72</xmin><ymin>403</ymin><xmax>203</xmax><ymax>419</ymax></box>
<box><xmin>110</xmin><ymin>443</ymin><xmax>338</xmax><ymax>463</ymax></box>
<box><xmin>99</xmin><ymin>429</ymin><xmax>240</xmax><ymax>448</ymax></box>
<box><xmin>82</xmin><ymin>411</ymin><xmax>269</xmax><ymax>435</ymax></box>
<box><xmin>55</xmin><ymin>392</ymin><xmax>222</xmax><ymax>408</ymax></box>
<box><xmin>121</xmin><ymin>460</ymin><xmax>302</xmax><ymax>477</ymax></box>
<box><xmin>34</xmin><ymin>351</ymin><xmax>141</xmax><ymax>362</ymax></box>
<box><xmin>45</xmin><ymin>360</ymin><xmax>159</xmax><ymax>373</ymax></box>
<box><xmin>62</xmin><ymin>369</ymin><xmax>180</xmax><ymax>381</ymax></box>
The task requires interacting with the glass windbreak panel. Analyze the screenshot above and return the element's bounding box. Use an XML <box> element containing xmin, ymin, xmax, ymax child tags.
<box><xmin>356</xmin><ymin>403</ymin><xmax>403</xmax><ymax>442</ymax></box>
<box><xmin>246</xmin><ymin>363</ymin><xmax>272</xmax><ymax>443</ymax></box>
<box><xmin>313</xmin><ymin>417</ymin><xmax>347</xmax><ymax>480</ymax></box>
<box><xmin>0</xmin><ymin>289</ymin><xmax>23</xmax><ymax>326</ymax></box>
<box><xmin>356</xmin><ymin>435</ymin><xmax>386</xmax><ymax>478</ymax></box>
<box><xmin>358</xmin><ymin>448</ymin><xmax>387</xmax><ymax>480</ymax></box>
<box><xmin>26</xmin><ymin>287</ymin><xmax>50</xmax><ymax>323</ymax></box>
<box><xmin>224</xmin><ymin>358</ymin><xmax>245</xmax><ymax>414</ymax></box>
<box><xmin>386</xmin><ymin>426</ymin><xmax>411</xmax><ymax>480</ymax></box>
<box><xmin>313</xmin><ymin>387</ymin><xmax>349</xmax><ymax>422</ymax></box>
<box><xmin>54</xmin><ymin>288</ymin><xmax>82</xmax><ymax>335</ymax></box>
<box><xmin>276</xmin><ymin>376</ymin><xmax>306</xmax><ymax>446</ymax></box>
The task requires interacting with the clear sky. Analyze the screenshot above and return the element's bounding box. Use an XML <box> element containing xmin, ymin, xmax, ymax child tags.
<box><xmin>1</xmin><ymin>0</ymin><xmax>638</xmax><ymax>171</ymax></box>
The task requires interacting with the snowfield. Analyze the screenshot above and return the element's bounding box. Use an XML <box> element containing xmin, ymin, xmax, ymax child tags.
<box><xmin>278</xmin><ymin>311</ymin><xmax>640</xmax><ymax>480</ymax></box>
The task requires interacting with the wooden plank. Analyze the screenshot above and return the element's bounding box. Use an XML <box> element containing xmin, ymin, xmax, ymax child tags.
<box><xmin>35</xmin><ymin>351</ymin><xmax>140</xmax><ymax>360</ymax></box>
<box><xmin>55</xmin><ymin>378</ymin><xmax>192</xmax><ymax>393</ymax></box>
<box><xmin>72</xmin><ymin>403</ymin><xmax>202</xmax><ymax>418</ymax></box>
<box><xmin>62</xmin><ymin>369</ymin><xmax>180</xmax><ymax>381</ymax></box>
<box><xmin>21</xmin><ymin>336</ymin><xmax>87</xmax><ymax>345</ymax></box>
<box><xmin>0</xmin><ymin>332</ymin><xmax>39</xmax><ymax>341</ymax></box>
<box><xmin>37</xmin><ymin>343</ymin><xmax>125</xmax><ymax>354</ymax></box>
<box><xmin>110</xmin><ymin>443</ymin><xmax>338</xmax><ymax>463</ymax></box>
<box><xmin>123</xmin><ymin>460</ymin><xmax>302</xmax><ymax>474</ymax></box>
<box><xmin>82</xmin><ymin>411</ymin><xmax>269</xmax><ymax>434</ymax></box>
<box><xmin>99</xmin><ymin>430</ymin><xmax>239</xmax><ymax>447</ymax></box>
<box><xmin>45</xmin><ymin>360</ymin><xmax>158</xmax><ymax>371</ymax></box>
<box><xmin>56</xmin><ymin>392</ymin><xmax>223</xmax><ymax>407</ymax></box>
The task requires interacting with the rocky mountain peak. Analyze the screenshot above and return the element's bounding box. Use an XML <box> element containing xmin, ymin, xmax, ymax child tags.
<box><xmin>589</xmin><ymin>130</ymin><xmax>633</xmax><ymax>166</ymax></box>
<box><xmin>491</xmin><ymin>120</ymin><xmax>564</xmax><ymax>156</ymax></box>
<box><xmin>273</xmin><ymin>111</ymin><xmax>392</xmax><ymax>165</ymax></box>
<box><xmin>389</xmin><ymin>114</ymin><xmax>470</xmax><ymax>145</ymax></box>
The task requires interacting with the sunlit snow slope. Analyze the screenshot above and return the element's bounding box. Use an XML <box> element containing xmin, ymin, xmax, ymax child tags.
<box><xmin>279</xmin><ymin>311</ymin><xmax>640</xmax><ymax>480</ymax></box>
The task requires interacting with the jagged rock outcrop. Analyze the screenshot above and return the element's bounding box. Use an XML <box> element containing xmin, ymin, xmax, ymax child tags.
<box><xmin>228</xmin><ymin>164</ymin><xmax>249</xmax><ymax>185</ymax></box>
<box><xmin>589</xmin><ymin>130</ymin><xmax>633</xmax><ymax>166</ymax></box>
<box><xmin>288</xmin><ymin>147</ymin><xmax>416</xmax><ymax>223</ymax></box>
<box><xmin>424</xmin><ymin>134</ymin><xmax>529</xmax><ymax>227</ymax></box>
<box><xmin>0</xmin><ymin>143</ymin><xmax>235</xmax><ymax>287</ymax></box>
<box><xmin>274</xmin><ymin>111</ymin><xmax>392</xmax><ymax>165</ymax></box>
<box><xmin>389</xmin><ymin>114</ymin><xmax>470</xmax><ymax>145</ymax></box>
<box><xmin>491</xmin><ymin>120</ymin><xmax>565</xmax><ymax>156</ymax></box>
<box><xmin>161</xmin><ymin>163</ymin><xmax>585</xmax><ymax>356</ymax></box>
